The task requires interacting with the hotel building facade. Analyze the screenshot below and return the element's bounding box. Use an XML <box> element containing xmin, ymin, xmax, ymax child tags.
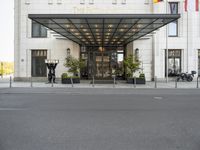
<box><xmin>14</xmin><ymin>0</ymin><xmax>200</xmax><ymax>81</ymax></box>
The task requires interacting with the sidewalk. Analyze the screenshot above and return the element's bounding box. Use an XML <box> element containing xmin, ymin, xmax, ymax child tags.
<box><xmin>0</xmin><ymin>78</ymin><xmax>199</xmax><ymax>89</ymax></box>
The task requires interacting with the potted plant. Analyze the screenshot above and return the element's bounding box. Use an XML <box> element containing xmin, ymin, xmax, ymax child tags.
<box><xmin>124</xmin><ymin>54</ymin><xmax>141</xmax><ymax>84</ymax></box>
<box><xmin>62</xmin><ymin>55</ymin><xmax>85</xmax><ymax>84</ymax></box>
<box><xmin>134</xmin><ymin>73</ymin><xmax>146</xmax><ymax>84</ymax></box>
<box><xmin>61</xmin><ymin>73</ymin><xmax>81</xmax><ymax>84</ymax></box>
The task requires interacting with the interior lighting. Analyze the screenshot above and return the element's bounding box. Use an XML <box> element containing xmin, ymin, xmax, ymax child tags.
<box><xmin>65</xmin><ymin>24</ymin><xmax>70</xmax><ymax>28</ymax></box>
<box><xmin>108</xmin><ymin>24</ymin><xmax>113</xmax><ymax>28</ymax></box>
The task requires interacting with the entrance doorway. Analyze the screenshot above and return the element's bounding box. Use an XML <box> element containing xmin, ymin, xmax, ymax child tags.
<box><xmin>95</xmin><ymin>52</ymin><xmax>114</xmax><ymax>79</ymax></box>
<box><xmin>31</xmin><ymin>50</ymin><xmax>47</xmax><ymax>77</ymax></box>
<box><xmin>165</xmin><ymin>49</ymin><xmax>182</xmax><ymax>77</ymax></box>
<box><xmin>80</xmin><ymin>47</ymin><xmax>124</xmax><ymax>79</ymax></box>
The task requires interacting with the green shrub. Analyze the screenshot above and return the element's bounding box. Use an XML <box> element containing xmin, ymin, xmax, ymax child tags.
<box><xmin>61</xmin><ymin>73</ymin><xmax>68</xmax><ymax>79</ymax></box>
<box><xmin>124</xmin><ymin>54</ymin><xmax>141</xmax><ymax>77</ymax></box>
<box><xmin>61</xmin><ymin>73</ymin><xmax>80</xmax><ymax>79</ymax></box>
<box><xmin>139</xmin><ymin>73</ymin><xmax>145</xmax><ymax>79</ymax></box>
<box><xmin>64</xmin><ymin>55</ymin><xmax>85</xmax><ymax>77</ymax></box>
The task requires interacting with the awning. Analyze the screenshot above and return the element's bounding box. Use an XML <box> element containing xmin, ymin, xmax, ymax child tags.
<box><xmin>28</xmin><ymin>14</ymin><xmax>180</xmax><ymax>47</ymax></box>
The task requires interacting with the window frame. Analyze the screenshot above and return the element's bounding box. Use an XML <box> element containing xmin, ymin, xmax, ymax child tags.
<box><xmin>32</xmin><ymin>21</ymin><xmax>47</xmax><ymax>38</ymax></box>
<box><xmin>168</xmin><ymin>2</ymin><xmax>179</xmax><ymax>37</ymax></box>
<box><xmin>31</xmin><ymin>50</ymin><xmax>47</xmax><ymax>77</ymax></box>
<box><xmin>165</xmin><ymin>49</ymin><xmax>182</xmax><ymax>77</ymax></box>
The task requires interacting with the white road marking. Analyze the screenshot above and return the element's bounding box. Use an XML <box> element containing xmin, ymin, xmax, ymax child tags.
<box><xmin>153</xmin><ymin>97</ymin><xmax>163</xmax><ymax>100</ymax></box>
<box><xmin>0</xmin><ymin>108</ymin><xmax>28</xmax><ymax>111</ymax></box>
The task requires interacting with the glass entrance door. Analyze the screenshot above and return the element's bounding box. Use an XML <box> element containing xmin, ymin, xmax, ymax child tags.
<box><xmin>80</xmin><ymin>47</ymin><xmax>125</xmax><ymax>80</ymax></box>
<box><xmin>95</xmin><ymin>52</ymin><xmax>111</xmax><ymax>79</ymax></box>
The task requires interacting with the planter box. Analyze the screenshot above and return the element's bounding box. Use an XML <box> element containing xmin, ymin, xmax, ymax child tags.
<box><xmin>61</xmin><ymin>78</ymin><xmax>80</xmax><ymax>84</ymax></box>
<box><xmin>127</xmin><ymin>78</ymin><xmax>146</xmax><ymax>84</ymax></box>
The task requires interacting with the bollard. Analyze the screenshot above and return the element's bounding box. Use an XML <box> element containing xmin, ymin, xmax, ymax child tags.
<box><xmin>70</xmin><ymin>77</ymin><xmax>74</xmax><ymax>88</ymax></box>
<box><xmin>113</xmin><ymin>76</ymin><xmax>116</xmax><ymax>88</ymax></box>
<box><xmin>9</xmin><ymin>76</ymin><xmax>12</xmax><ymax>88</ymax></box>
<box><xmin>197</xmin><ymin>77</ymin><xmax>199</xmax><ymax>89</ymax></box>
<box><xmin>92</xmin><ymin>76</ymin><xmax>95</xmax><ymax>88</ymax></box>
<box><xmin>154</xmin><ymin>76</ymin><xmax>157</xmax><ymax>88</ymax></box>
<box><xmin>175</xmin><ymin>78</ymin><xmax>178</xmax><ymax>88</ymax></box>
<box><xmin>30</xmin><ymin>77</ymin><xmax>33</xmax><ymax>88</ymax></box>
<box><xmin>134</xmin><ymin>77</ymin><xmax>136</xmax><ymax>88</ymax></box>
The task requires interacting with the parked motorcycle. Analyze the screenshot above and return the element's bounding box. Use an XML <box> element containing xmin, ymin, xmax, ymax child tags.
<box><xmin>177</xmin><ymin>71</ymin><xmax>196</xmax><ymax>82</ymax></box>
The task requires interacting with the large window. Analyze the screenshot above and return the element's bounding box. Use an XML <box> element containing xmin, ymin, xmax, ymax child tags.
<box><xmin>166</xmin><ymin>49</ymin><xmax>182</xmax><ymax>77</ymax></box>
<box><xmin>31</xmin><ymin>50</ymin><xmax>47</xmax><ymax>77</ymax></box>
<box><xmin>32</xmin><ymin>21</ymin><xmax>47</xmax><ymax>38</ymax></box>
<box><xmin>168</xmin><ymin>2</ymin><xmax>178</xmax><ymax>37</ymax></box>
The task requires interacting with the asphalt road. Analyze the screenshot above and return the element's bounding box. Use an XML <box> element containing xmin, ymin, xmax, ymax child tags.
<box><xmin>0</xmin><ymin>88</ymin><xmax>200</xmax><ymax>150</ymax></box>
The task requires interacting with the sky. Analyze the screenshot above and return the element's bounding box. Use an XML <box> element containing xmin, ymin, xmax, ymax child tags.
<box><xmin>0</xmin><ymin>0</ymin><xmax>14</xmax><ymax>62</ymax></box>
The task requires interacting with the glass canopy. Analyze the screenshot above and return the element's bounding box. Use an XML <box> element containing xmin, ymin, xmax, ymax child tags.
<box><xmin>29</xmin><ymin>14</ymin><xmax>180</xmax><ymax>47</ymax></box>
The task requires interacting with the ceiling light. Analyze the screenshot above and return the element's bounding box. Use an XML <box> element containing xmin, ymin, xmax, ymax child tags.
<box><xmin>95</xmin><ymin>24</ymin><xmax>98</xmax><ymax>28</ymax></box>
<box><xmin>108</xmin><ymin>24</ymin><xmax>113</xmax><ymax>28</ymax></box>
<box><xmin>83</xmin><ymin>29</ymin><xmax>87</xmax><ymax>32</ymax></box>
<box><xmin>65</xmin><ymin>24</ymin><xmax>70</xmax><ymax>28</ymax></box>
<box><xmin>132</xmin><ymin>29</ymin><xmax>137</xmax><ymax>32</ymax></box>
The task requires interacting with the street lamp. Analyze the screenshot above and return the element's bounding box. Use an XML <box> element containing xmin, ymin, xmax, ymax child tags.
<box><xmin>45</xmin><ymin>59</ymin><xmax>59</xmax><ymax>83</ymax></box>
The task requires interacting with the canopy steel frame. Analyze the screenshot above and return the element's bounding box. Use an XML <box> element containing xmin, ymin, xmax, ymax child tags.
<box><xmin>29</xmin><ymin>14</ymin><xmax>180</xmax><ymax>47</ymax></box>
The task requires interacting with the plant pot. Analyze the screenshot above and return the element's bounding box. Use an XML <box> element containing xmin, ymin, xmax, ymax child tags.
<box><xmin>134</xmin><ymin>78</ymin><xmax>146</xmax><ymax>84</ymax></box>
<box><xmin>127</xmin><ymin>78</ymin><xmax>133</xmax><ymax>84</ymax></box>
<box><xmin>127</xmin><ymin>78</ymin><xmax>146</xmax><ymax>84</ymax></box>
<box><xmin>61</xmin><ymin>78</ymin><xmax>80</xmax><ymax>84</ymax></box>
